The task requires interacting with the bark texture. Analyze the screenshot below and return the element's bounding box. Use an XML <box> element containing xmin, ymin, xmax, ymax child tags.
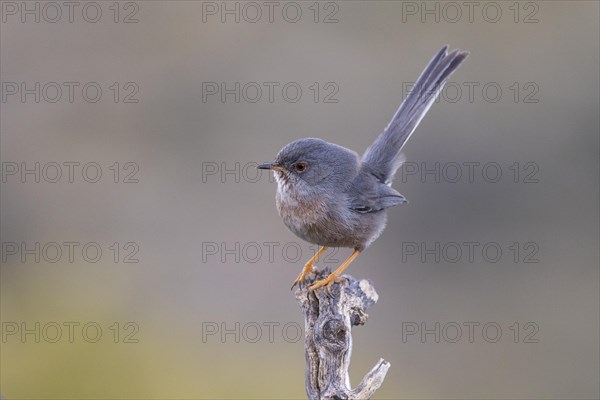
<box><xmin>295</xmin><ymin>268</ymin><xmax>390</xmax><ymax>400</ymax></box>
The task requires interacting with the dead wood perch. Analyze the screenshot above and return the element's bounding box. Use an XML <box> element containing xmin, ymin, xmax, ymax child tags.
<box><xmin>295</xmin><ymin>268</ymin><xmax>390</xmax><ymax>400</ymax></box>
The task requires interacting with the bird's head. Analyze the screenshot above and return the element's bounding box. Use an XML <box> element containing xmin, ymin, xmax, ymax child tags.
<box><xmin>258</xmin><ymin>138</ymin><xmax>359</xmax><ymax>194</ymax></box>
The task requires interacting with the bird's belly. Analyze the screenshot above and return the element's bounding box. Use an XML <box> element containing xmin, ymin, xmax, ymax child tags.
<box><xmin>276</xmin><ymin>192</ymin><xmax>370</xmax><ymax>249</ymax></box>
<box><xmin>285</xmin><ymin>217</ymin><xmax>358</xmax><ymax>248</ymax></box>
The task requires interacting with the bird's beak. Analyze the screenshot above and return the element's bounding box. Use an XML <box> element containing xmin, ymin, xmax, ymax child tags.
<box><xmin>257</xmin><ymin>162</ymin><xmax>285</xmax><ymax>171</ymax></box>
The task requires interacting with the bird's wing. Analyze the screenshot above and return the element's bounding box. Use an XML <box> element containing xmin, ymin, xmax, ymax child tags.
<box><xmin>361</xmin><ymin>46</ymin><xmax>469</xmax><ymax>184</ymax></box>
<box><xmin>348</xmin><ymin>173</ymin><xmax>407</xmax><ymax>214</ymax></box>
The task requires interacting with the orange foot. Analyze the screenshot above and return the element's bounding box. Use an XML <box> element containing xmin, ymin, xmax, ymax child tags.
<box><xmin>291</xmin><ymin>246</ymin><xmax>328</xmax><ymax>290</ymax></box>
<box><xmin>309</xmin><ymin>249</ymin><xmax>360</xmax><ymax>291</ymax></box>
<box><xmin>309</xmin><ymin>272</ymin><xmax>346</xmax><ymax>291</ymax></box>
<box><xmin>290</xmin><ymin>266</ymin><xmax>315</xmax><ymax>290</ymax></box>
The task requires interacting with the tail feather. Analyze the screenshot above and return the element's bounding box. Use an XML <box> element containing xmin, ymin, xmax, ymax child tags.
<box><xmin>362</xmin><ymin>46</ymin><xmax>469</xmax><ymax>183</ymax></box>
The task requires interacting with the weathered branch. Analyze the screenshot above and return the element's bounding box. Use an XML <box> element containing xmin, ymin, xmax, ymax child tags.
<box><xmin>295</xmin><ymin>268</ymin><xmax>390</xmax><ymax>400</ymax></box>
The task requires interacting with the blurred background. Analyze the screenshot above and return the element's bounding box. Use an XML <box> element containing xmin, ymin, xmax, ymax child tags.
<box><xmin>1</xmin><ymin>1</ymin><xmax>598</xmax><ymax>399</ymax></box>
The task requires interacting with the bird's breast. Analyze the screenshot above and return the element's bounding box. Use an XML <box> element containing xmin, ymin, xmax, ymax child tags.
<box><xmin>275</xmin><ymin>188</ymin><xmax>326</xmax><ymax>239</ymax></box>
<box><xmin>275</xmin><ymin>187</ymin><xmax>363</xmax><ymax>248</ymax></box>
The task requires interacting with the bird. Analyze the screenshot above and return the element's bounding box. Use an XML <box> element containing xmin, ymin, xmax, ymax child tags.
<box><xmin>258</xmin><ymin>45</ymin><xmax>469</xmax><ymax>291</ymax></box>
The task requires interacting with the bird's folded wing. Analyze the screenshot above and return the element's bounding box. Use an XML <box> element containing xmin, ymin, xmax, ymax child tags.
<box><xmin>349</xmin><ymin>183</ymin><xmax>407</xmax><ymax>214</ymax></box>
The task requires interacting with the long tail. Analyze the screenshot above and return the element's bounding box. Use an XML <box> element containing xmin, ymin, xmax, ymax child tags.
<box><xmin>362</xmin><ymin>45</ymin><xmax>469</xmax><ymax>183</ymax></box>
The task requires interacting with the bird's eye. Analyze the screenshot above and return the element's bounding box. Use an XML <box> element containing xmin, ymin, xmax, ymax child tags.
<box><xmin>293</xmin><ymin>161</ymin><xmax>309</xmax><ymax>173</ymax></box>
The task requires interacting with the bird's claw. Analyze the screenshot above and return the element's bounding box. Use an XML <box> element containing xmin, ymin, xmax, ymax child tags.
<box><xmin>291</xmin><ymin>266</ymin><xmax>314</xmax><ymax>290</ymax></box>
<box><xmin>309</xmin><ymin>273</ymin><xmax>345</xmax><ymax>292</ymax></box>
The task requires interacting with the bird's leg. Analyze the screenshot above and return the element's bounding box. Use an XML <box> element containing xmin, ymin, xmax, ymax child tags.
<box><xmin>291</xmin><ymin>246</ymin><xmax>328</xmax><ymax>290</ymax></box>
<box><xmin>309</xmin><ymin>249</ymin><xmax>361</xmax><ymax>291</ymax></box>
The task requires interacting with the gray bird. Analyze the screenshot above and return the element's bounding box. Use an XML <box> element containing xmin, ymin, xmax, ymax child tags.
<box><xmin>258</xmin><ymin>46</ymin><xmax>469</xmax><ymax>290</ymax></box>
